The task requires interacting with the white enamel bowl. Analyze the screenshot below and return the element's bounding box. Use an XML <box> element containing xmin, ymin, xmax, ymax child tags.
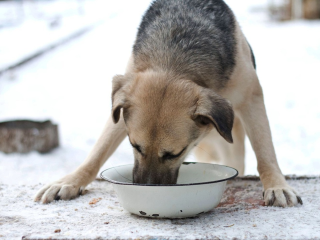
<box><xmin>100</xmin><ymin>162</ymin><xmax>238</xmax><ymax>218</ymax></box>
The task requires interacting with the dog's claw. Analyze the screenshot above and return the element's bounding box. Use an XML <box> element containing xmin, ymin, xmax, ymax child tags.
<box><xmin>297</xmin><ymin>196</ymin><xmax>303</xmax><ymax>205</ymax></box>
<box><xmin>283</xmin><ymin>190</ymin><xmax>291</xmax><ymax>206</ymax></box>
<box><xmin>262</xmin><ymin>191</ymin><xmax>265</xmax><ymax>198</ymax></box>
<box><xmin>268</xmin><ymin>190</ymin><xmax>275</xmax><ymax>206</ymax></box>
<box><xmin>54</xmin><ymin>195</ymin><xmax>61</xmax><ymax>201</ymax></box>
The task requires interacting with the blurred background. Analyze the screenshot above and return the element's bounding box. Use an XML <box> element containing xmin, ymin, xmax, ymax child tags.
<box><xmin>0</xmin><ymin>0</ymin><xmax>319</xmax><ymax>185</ymax></box>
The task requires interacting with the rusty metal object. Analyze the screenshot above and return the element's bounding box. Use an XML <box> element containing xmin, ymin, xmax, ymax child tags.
<box><xmin>0</xmin><ymin>120</ymin><xmax>59</xmax><ymax>153</ymax></box>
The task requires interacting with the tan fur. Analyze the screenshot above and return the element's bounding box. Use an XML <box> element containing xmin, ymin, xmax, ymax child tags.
<box><xmin>194</xmin><ymin>115</ymin><xmax>245</xmax><ymax>176</ymax></box>
<box><xmin>210</xmin><ymin>23</ymin><xmax>299</xmax><ymax>207</ymax></box>
<box><xmin>35</xmin><ymin>20</ymin><xmax>300</xmax><ymax>207</ymax></box>
<box><xmin>120</xmin><ymin>71</ymin><xmax>220</xmax><ymax>184</ymax></box>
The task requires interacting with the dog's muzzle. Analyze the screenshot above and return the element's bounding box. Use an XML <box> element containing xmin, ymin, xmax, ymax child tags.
<box><xmin>132</xmin><ymin>165</ymin><xmax>179</xmax><ymax>185</ymax></box>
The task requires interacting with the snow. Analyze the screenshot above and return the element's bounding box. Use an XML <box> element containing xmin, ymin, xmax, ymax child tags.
<box><xmin>0</xmin><ymin>0</ymin><xmax>320</xmax><ymax>187</ymax></box>
<box><xmin>1</xmin><ymin>1</ymin><xmax>320</xmax><ymax>239</ymax></box>
<box><xmin>0</xmin><ymin>0</ymin><xmax>122</xmax><ymax>73</ymax></box>
<box><xmin>1</xmin><ymin>178</ymin><xmax>319</xmax><ymax>239</ymax></box>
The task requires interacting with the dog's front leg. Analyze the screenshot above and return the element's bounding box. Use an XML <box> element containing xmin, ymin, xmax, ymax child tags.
<box><xmin>238</xmin><ymin>81</ymin><xmax>302</xmax><ymax>207</ymax></box>
<box><xmin>34</xmin><ymin>115</ymin><xmax>127</xmax><ymax>203</ymax></box>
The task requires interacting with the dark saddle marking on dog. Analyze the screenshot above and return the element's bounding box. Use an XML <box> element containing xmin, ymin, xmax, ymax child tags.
<box><xmin>133</xmin><ymin>0</ymin><xmax>237</xmax><ymax>89</ymax></box>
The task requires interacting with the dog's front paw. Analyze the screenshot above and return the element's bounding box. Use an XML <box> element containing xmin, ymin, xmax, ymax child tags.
<box><xmin>34</xmin><ymin>175</ymin><xmax>85</xmax><ymax>204</ymax></box>
<box><xmin>263</xmin><ymin>187</ymin><xmax>303</xmax><ymax>207</ymax></box>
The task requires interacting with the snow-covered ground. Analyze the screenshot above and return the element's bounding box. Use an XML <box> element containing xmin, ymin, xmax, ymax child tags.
<box><xmin>0</xmin><ymin>0</ymin><xmax>319</xmax><ymax>185</ymax></box>
<box><xmin>0</xmin><ymin>0</ymin><xmax>122</xmax><ymax>73</ymax></box>
<box><xmin>2</xmin><ymin>179</ymin><xmax>320</xmax><ymax>239</ymax></box>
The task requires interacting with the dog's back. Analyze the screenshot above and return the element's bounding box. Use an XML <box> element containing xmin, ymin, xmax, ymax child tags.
<box><xmin>133</xmin><ymin>0</ymin><xmax>237</xmax><ymax>88</ymax></box>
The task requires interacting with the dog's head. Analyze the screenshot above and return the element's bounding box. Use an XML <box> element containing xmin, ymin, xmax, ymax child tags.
<box><xmin>111</xmin><ymin>71</ymin><xmax>234</xmax><ymax>184</ymax></box>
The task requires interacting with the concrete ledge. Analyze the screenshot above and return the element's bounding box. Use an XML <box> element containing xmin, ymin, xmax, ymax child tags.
<box><xmin>1</xmin><ymin>177</ymin><xmax>319</xmax><ymax>239</ymax></box>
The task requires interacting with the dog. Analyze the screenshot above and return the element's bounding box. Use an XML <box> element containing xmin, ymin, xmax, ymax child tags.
<box><xmin>35</xmin><ymin>0</ymin><xmax>302</xmax><ymax>207</ymax></box>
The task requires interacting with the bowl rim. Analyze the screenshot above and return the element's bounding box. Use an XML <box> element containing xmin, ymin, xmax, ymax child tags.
<box><xmin>100</xmin><ymin>162</ymin><xmax>238</xmax><ymax>186</ymax></box>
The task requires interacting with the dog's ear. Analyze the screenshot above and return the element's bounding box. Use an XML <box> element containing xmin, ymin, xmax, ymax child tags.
<box><xmin>193</xmin><ymin>88</ymin><xmax>234</xmax><ymax>143</ymax></box>
<box><xmin>111</xmin><ymin>74</ymin><xmax>130</xmax><ymax>123</ymax></box>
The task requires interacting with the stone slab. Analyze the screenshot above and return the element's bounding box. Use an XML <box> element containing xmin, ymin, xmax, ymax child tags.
<box><xmin>1</xmin><ymin>177</ymin><xmax>319</xmax><ymax>239</ymax></box>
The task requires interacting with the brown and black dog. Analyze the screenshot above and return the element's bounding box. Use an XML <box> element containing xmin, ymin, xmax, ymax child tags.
<box><xmin>35</xmin><ymin>0</ymin><xmax>302</xmax><ymax>207</ymax></box>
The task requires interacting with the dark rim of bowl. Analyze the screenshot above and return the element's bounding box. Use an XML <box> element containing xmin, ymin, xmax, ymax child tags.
<box><xmin>100</xmin><ymin>162</ymin><xmax>239</xmax><ymax>186</ymax></box>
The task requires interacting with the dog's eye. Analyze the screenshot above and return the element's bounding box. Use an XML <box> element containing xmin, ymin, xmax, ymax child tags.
<box><xmin>133</xmin><ymin>145</ymin><xmax>142</xmax><ymax>154</ymax></box>
<box><xmin>129</xmin><ymin>139</ymin><xmax>143</xmax><ymax>155</ymax></box>
<box><xmin>162</xmin><ymin>153</ymin><xmax>177</xmax><ymax>160</ymax></box>
<box><xmin>162</xmin><ymin>147</ymin><xmax>187</xmax><ymax>160</ymax></box>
